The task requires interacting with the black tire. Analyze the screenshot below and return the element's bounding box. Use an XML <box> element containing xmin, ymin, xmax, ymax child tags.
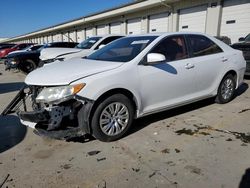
<box><xmin>20</xmin><ymin>59</ymin><xmax>37</xmax><ymax>74</ymax></box>
<box><xmin>215</xmin><ymin>74</ymin><xmax>236</xmax><ymax>104</ymax></box>
<box><xmin>91</xmin><ymin>94</ymin><xmax>134</xmax><ymax>142</ymax></box>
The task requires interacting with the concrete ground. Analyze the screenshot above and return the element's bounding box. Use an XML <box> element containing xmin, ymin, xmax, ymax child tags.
<box><xmin>0</xmin><ymin>62</ymin><xmax>250</xmax><ymax>188</ymax></box>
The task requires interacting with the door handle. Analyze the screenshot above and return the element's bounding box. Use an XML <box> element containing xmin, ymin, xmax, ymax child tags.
<box><xmin>222</xmin><ymin>57</ymin><xmax>228</xmax><ymax>62</ymax></box>
<box><xmin>185</xmin><ymin>63</ymin><xmax>195</xmax><ymax>69</ymax></box>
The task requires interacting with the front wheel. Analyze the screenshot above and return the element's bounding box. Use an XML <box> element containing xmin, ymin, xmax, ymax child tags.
<box><xmin>215</xmin><ymin>74</ymin><xmax>236</xmax><ymax>104</ymax></box>
<box><xmin>91</xmin><ymin>94</ymin><xmax>134</xmax><ymax>142</ymax></box>
<box><xmin>20</xmin><ymin>59</ymin><xmax>37</xmax><ymax>74</ymax></box>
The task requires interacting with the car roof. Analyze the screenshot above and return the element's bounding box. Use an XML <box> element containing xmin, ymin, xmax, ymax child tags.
<box><xmin>125</xmin><ymin>32</ymin><xmax>209</xmax><ymax>38</ymax></box>
<box><xmin>90</xmin><ymin>34</ymin><xmax>126</xmax><ymax>38</ymax></box>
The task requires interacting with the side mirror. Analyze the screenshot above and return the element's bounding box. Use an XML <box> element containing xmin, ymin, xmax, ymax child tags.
<box><xmin>98</xmin><ymin>44</ymin><xmax>106</xmax><ymax>49</ymax></box>
<box><xmin>239</xmin><ymin>37</ymin><xmax>245</xmax><ymax>42</ymax></box>
<box><xmin>146</xmin><ymin>53</ymin><xmax>166</xmax><ymax>64</ymax></box>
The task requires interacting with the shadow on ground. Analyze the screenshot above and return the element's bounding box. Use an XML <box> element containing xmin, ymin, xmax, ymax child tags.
<box><xmin>235</xmin><ymin>82</ymin><xmax>249</xmax><ymax>97</ymax></box>
<box><xmin>0</xmin><ymin>82</ymin><xmax>25</xmax><ymax>94</ymax></box>
<box><xmin>239</xmin><ymin>168</ymin><xmax>250</xmax><ymax>188</ymax></box>
<box><xmin>0</xmin><ymin>115</ymin><xmax>27</xmax><ymax>153</ymax></box>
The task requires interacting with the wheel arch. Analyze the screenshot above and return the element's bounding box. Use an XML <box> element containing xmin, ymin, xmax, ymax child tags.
<box><xmin>222</xmin><ymin>70</ymin><xmax>237</xmax><ymax>88</ymax></box>
<box><xmin>91</xmin><ymin>88</ymin><xmax>139</xmax><ymax>116</ymax></box>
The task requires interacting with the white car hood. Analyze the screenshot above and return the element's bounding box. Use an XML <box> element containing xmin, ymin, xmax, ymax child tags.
<box><xmin>40</xmin><ymin>48</ymin><xmax>82</xmax><ymax>60</ymax></box>
<box><xmin>61</xmin><ymin>49</ymin><xmax>93</xmax><ymax>60</ymax></box>
<box><xmin>25</xmin><ymin>58</ymin><xmax>123</xmax><ymax>86</ymax></box>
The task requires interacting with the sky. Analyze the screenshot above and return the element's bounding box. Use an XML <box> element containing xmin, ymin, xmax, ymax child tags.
<box><xmin>0</xmin><ymin>0</ymin><xmax>134</xmax><ymax>38</ymax></box>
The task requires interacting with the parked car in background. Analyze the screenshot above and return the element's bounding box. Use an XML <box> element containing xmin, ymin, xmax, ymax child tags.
<box><xmin>231</xmin><ymin>34</ymin><xmax>250</xmax><ymax>75</ymax></box>
<box><xmin>2</xmin><ymin>32</ymin><xmax>246</xmax><ymax>142</ymax></box>
<box><xmin>0</xmin><ymin>43</ymin><xmax>16</xmax><ymax>50</ymax></box>
<box><xmin>215</xmin><ymin>36</ymin><xmax>231</xmax><ymax>45</ymax></box>
<box><xmin>5</xmin><ymin>42</ymin><xmax>78</xmax><ymax>73</ymax></box>
<box><xmin>8</xmin><ymin>44</ymin><xmax>43</xmax><ymax>55</ymax></box>
<box><xmin>0</xmin><ymin>43</ymin><xmax>34</xmax><ymax>59</ymax></box>
<box><xmin>39</xmin><ymin>35</ymin><xmax>124</xmax><ymax>65</ymax></box>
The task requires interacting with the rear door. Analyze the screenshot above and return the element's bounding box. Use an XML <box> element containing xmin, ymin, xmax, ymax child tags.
<box><xmin>186</xmin><ymin>34</ymin><xmax>226</xmax><ymax>96</ymax></box>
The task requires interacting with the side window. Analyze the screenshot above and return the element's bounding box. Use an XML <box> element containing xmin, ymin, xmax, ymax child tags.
<box><xmin>151</xmin><ymin>35</ymin><xmax>188</xmax><ymax>62</ymax></box>
<box><xmin>95</xmin><ymin>36</ymin><xmax>122</xmax><ymax>49</ymax></box>
<box><xmin>188</xmin><ymin>35</ymin><xmax>223</xmax><ymax>57</ymax></box>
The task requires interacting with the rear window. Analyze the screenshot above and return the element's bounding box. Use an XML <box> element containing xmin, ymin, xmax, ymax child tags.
<box><xmin>188</xmin><ymin>35</ymin><xmax>223</xmax><ymax>57</ymax></box>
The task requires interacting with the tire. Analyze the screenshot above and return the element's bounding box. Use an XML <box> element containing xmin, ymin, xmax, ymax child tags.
<box><xmin>215</xmin><ymin>74</ymin><xmax>236</xmax><ymax>104</ymax></box>
<box><xmin>20</xmin><ymin>59</ymin><xmax>37</xmax><ymax>74</ymax></box>
<box><xmin>91</xmin><ymin>94</ymin><xmax>134</xmax><ymax>142</ymax></box>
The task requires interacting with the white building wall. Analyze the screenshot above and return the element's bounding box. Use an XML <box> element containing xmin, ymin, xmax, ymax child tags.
<box><xmin>6</xmin><ymin>0</ymin><xmax>250</xmax><ymax>44</ymax></box>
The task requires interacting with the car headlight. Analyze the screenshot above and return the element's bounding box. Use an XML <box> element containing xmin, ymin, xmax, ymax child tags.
<box><xmin>36</xmin><ymin>83</ymin><xmax>85</xmax><ymax>103</ymax></box>
<box><xmin>9</xmin><ymin>58</ymin><xmax>18</xmax><ymax>65</ymax></box>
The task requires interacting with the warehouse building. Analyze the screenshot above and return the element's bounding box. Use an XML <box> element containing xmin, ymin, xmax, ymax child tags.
<box><xmin>2</xmin><ymin>0</ymin><xmax>250</xmax><ymax>44</ymax></box>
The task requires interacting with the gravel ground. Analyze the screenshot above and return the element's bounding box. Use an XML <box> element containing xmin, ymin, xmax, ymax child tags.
<box><xmin>0</xmin><ymin>62</ymin><xmax>250</xmax><ymax>188</ymax></box>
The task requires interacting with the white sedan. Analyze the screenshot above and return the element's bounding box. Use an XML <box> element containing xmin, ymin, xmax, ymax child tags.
<box><xmin>8</xmin><ymin>32</ymin><xmax>246</xmax><ymax>142</ymax></box>
<box><xmin>39</xmin><ymin>35</ymin><xmax>124</xmax><ymax>64</ymax></box>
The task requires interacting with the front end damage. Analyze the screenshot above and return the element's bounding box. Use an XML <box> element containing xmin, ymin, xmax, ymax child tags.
<box><xmin>1</xmin><ymin>86</ymin><xmax>94</xmax><ymax>140</ymax></box>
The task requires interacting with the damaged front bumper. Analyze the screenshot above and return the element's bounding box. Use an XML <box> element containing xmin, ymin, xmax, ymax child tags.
<box><xmin>1</xmin><ymin>86</ymin><xmax>94</xmax><ymax>140</ymax></box>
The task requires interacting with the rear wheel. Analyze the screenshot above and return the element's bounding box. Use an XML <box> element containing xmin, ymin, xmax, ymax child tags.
<box><xmin>91</xmin><ymin>94</ymin><xmax>134</xmax><ymax>142</ymax></box>
<box><xmin>215</xmin><ymin>74</ymin><xmax>236</xmax><ymax>104</ymax></box>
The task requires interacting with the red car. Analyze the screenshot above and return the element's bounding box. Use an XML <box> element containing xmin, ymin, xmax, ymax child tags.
<box><xmin>0</xmin><ymin>43</ymin><xmax>33</xmax><ymax>58</ymax></box>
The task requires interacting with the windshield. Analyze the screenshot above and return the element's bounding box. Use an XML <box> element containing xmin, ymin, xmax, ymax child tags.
<box><xmin>76</xmin><ymin>37</ymin><xmax>102</xmax><ymax>49</ymax></box>
<box><xmin>87</xmin><ymin>36</ymin><xmax>158</xmax><ymax>62</ymax></box>
<box><xmin>22</xmin><ymin>45</ymin><xmax>33</xmax><ymax>51</ymax></box>
<box><xmin>245</xmin><ymin>34</ymin><xmax>250</xmax><ymax>42</ymax></box>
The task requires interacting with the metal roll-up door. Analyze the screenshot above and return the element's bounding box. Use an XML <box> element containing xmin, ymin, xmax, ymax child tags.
<box><xmin>77</xmin><ymin>30</ymin><xmax>84</xmax><ymax>42</ymax></box>
<box><xmin>127</xmin><ymin>18</ymin><xmax>141</xmax><ymax>35</ymax></box>
<box><xmin>179</xmin><ymin>5</ymin><xmax>207</xmax><ymax>33</ymax></box>
<box><xmin>97</xmin><ymin>25</ymin><xmax>106</xmax><ymax>35</ymax></box>
<box><xmin>110</xmin><ymin>22</ymin><xmax>121</xmax><ymax>34</ymax></box>
<box><xmin>220</xmin><ymin>0</ymin><xmax>250</xmax><ymax>43</ymax></box>
<box><xmin>86</xmin><ymin>28</ymin><xmax>93</xmax><ymax>38</ymax></box>
<box><xmin>149</xmin><ymin>12</ymin><xmax>169</xmax><ymax>33</ymax></box>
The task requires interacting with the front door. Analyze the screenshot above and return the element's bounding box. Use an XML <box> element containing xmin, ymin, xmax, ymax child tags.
<box><xmin>137</xmin><ymin>35</ymin><xmax>197</xmax><ymax>114</ymax></box>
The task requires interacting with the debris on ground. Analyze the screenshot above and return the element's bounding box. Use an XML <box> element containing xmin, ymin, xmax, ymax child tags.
<box><xmin>149</xmin><ymin>171</ymin><xmax>156</xmax><ymax>178</ymax></box>
<box><xmin>175</xmin><ymin>149</ymin><xmax>181</xmax><ymax>153</ymax></box>
<box><xmin>184</xmin><ymin>165</ymin><xmax>202</xmax><ymax>175</ymax></box>
<box><xmin>0</xmin><ymin>174</ymin><xmax>10</xmax><ymax>188</ymax></box>
<box><xmin>238</xmin><ymin>108</ymin><xmax>250</xmax><ymax>113</ymax></box>
<box><xmin>68</xmin><ymin>157</ymin><xmax>74</xmax><ymax>161</ymax></box>
<box><xmin>175</xmin><ymin>128</ymin><xmax>196</xmax><ymax>135</ymax></box>
<box><xmin>87</xmin><ymin>150</ymin><xmax>101</xmax><ymax>156</ymax></box>
<box><xmin>161</xmin><ymin>148</ymin><xmax>170</xmax><ymax>154</ymax></box>
<box><xmin>96</xmin><ymin>180</ymin><xmax>106</xmax><ymax>188</ymax></box>
<box><xmin>132</xmin><ymin>168</ymin><xmax>140</xmax><ymax>172</ymax></box>
<box><xmin>60</xmin><ymin>164</ymin><xmax>72</xmax><ymax>170</ymax></box>
<box><xmin>97</xmin><ymin>157</ymin><xmax>106</xmax><ymax>162</ymax></box>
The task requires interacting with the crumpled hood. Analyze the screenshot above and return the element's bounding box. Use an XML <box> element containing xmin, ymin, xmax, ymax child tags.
<box><xmin>25</xmin><ymin>58</ymin><xmax>123</xmax><ymax>86</ymax></box>
<box><xmin>40</xmin><ymin>48</ymin><xmax>82</xmax><ymax>60</ymax></box>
